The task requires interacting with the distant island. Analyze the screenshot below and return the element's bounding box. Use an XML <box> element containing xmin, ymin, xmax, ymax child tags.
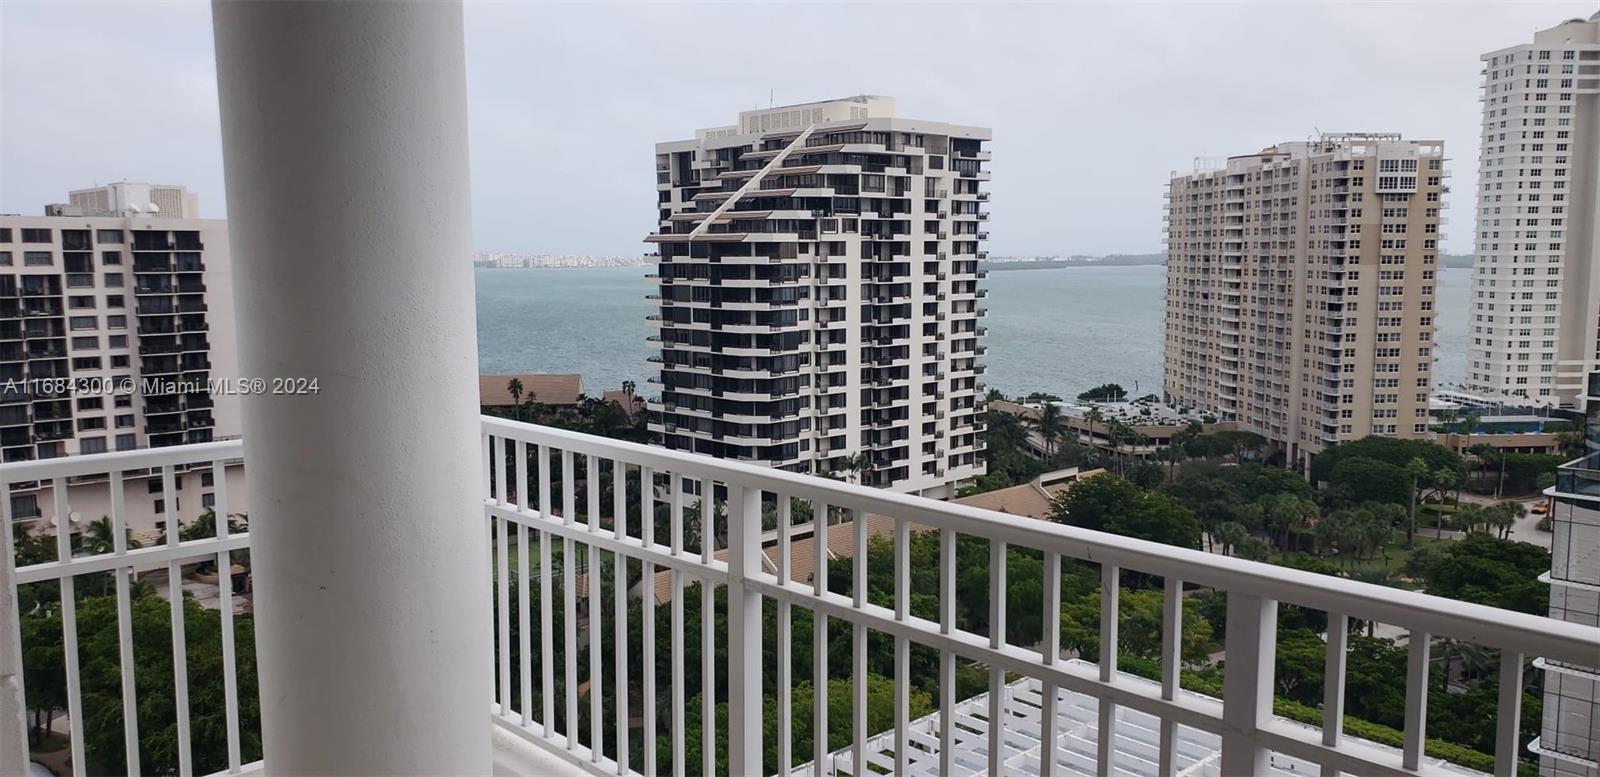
<box><xmin>982</xmin><ymin>253</ymin><xmax>1477</xmax><ymax>270</ymax></box>
<box><xmin>475</xmin><ymin>252</ymin><xmax>647</xmax><ymax>269</ymax></box>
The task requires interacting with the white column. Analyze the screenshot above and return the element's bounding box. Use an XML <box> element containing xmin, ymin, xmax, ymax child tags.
<box><xmin>211</xmin><ymin>2</ymin><xmax>490</xmax><ymax>773</ymax></box>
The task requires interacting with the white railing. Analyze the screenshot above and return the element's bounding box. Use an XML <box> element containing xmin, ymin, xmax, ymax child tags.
<box><xmin>2</xmin><ymin>440</ymin><xmax>253</xmax><ymax>777</ymax></box>
<box><xmin>5</xmin><ymin>419</ymin><xmax>1599</xmax><ymax>777</ymax></box>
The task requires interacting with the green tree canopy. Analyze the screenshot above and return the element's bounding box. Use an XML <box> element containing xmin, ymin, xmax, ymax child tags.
<box><xmin>1326</xmin><ymin>457</ymin><xmax>1411</xmax><ymax>508</ymax></box>
<box><xmin>1050</xmin><ymin>474</ymin><xmax>1201</xmax><ymax>549</ymax></box>
<box><xmin>1076</xmin><ymin>383</ymin><xmax>1127</xmax><ymax>402</ymax></box>
<box><xmin>1312</xmin><ymin>436</ymin><xmax>1465</xmax><ymax>484</ymax></box>
<box><xmin>1418</xmin><ymin>534</ymin><xmax>1550</xmax><ymax>615</ymax></box>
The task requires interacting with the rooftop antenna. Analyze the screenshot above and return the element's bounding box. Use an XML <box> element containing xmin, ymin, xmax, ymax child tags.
<box><xmin>768</xmin><ymin>88</ymin><xmax>773</xmax><ymax>109</ymax></box>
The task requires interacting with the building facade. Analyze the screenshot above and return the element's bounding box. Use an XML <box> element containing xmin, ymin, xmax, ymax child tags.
<box><xmin>645</xmin><ymin>96</ymin><xmax>988</xmax><ymax>497</ymax></box>
<box><xmin>67</xmin><ymin>182</ymin><xmax>201</xmax><ymax>219</ymax></box>
<box><xmin>1164</xmin><ymin>133</ymin><xmax>1446</xmax><ymax>467</ymax></box>
<box><xmin>1</xmin><ymin>204</ymin><xmax>242</xmax><ymax>537</ymax></box>
<box><xmin>1466</xmin><ymin>15</ymin><xmax>1600</xmax><ymax>408</ymax></box>
<box><xmin>1543</xmin><ymin>369</ymin><xmax>1600</xmax><ymax>776</ymax></box>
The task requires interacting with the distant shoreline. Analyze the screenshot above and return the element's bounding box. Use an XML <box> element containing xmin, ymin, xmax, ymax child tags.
<box><xmin>983</xmin><ymin>259</ymin><xmax>1161</xmax><ymax>271</ymax></box>
<box><xmin>473</xmin><ymin>262</ymin><xmax>647</xmax><ymax>270</ymax></box>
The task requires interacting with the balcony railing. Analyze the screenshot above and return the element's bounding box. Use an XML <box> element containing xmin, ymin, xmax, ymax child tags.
<box><xmin>4</xmin><ymin>418</ymin><xmax>1598</xmax><ymax>776</ymax></box>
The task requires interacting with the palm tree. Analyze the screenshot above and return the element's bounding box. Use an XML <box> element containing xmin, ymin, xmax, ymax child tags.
<box><xmin>843</xmin><ymin>452</ymin><xmax>874</xmax><ymax>485</ymax></box>
<box><xmin>1104</xmin><ymin>418</ymin><xmax>1135</xmax><ymax>475</ymax></box>
<box><xmin>1032</xmin><ymin>402</ymin><xmax>1064</xmax><ymax>457</ymax></box>
<box><xmin>1447</xmin><ymin>502</ymin><xmax>1486</xmax><ymax>536</ymax></box>
<box><xmin>1405</xmin><ymin>457</ymin><xmax>1431</xmax><ymax>547</ymax></box>
<box><xmin>1490</xmin><ymin>500</ymin><xmax>1525</xmax><ymax>539</ymax></box>
<box><xmin>1083</xmin><ymin>405</ymin><xmax>1105</xmax><ymax>453</ymax></box>
<box><xmin>1262</xmin><ymin>493</ymin><xmax>1318</xmax><ymax>553</ymax></box>
<box><xmin>506</xmin><ymin>378</ymin><xmax>525</xmax><ymax>422</ymax></box>
<box><xmin>1214</xmin><ymin>521</ymin><xmax>1248</xmax><ymax>557</ymax></box>
<box><xmin>1164</xmin><ymin>422</ymin><xmax>1200</xmax><ymax>479</ymax></box>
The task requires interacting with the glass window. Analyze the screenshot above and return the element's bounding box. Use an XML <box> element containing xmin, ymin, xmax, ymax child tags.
<box><xmin>104</xmin><ymin>272</ymin><xmax>123</xmax><ymax>287</ymax></box>
<box><xmin>96</xmin><ymin>230</ymin><xmax>123</xmax><ymax>244</ymax></box>
<box><xmin>69</xmin><ymin>316</ymin><xmax>97</xmax><ymax>330</ymax></box>
<box><xmin>24</xmin><ymin>251</ymin><xmax>52</xmax><ymax>266</ymax></box>
<box><xmin>106</xmin><ymin>315</ymin><xmax>126</xmax><ymax>329</ymax></box>
<box><xmin>79</xmin><ymin>437</ymin><xmax>107</xmax><ymax>454</ymax></box>
<box><xmin>101</xmin><ymin>251</ymin><xmax>121</xmax><ymax>265</ymax></box>
<box><xmin>115</xmin><ymin>433</ymin><xmax>136</xmax><ymax>451</ymax></box>
<box><xmin>20</xmin><ymin>228</ymin><xmax>52</xmax><ymax>243</ymax></box>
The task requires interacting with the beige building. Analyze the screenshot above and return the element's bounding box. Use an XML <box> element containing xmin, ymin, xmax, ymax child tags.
<box><xmin>1466</xmin><ymin>14</ymin><xmax>1600</xmax><ymax>409</ymax></box>
<box><xmin>2</xmin><ymin>197</ymin><xmax>242</xmax><ymax>536</ymax></box>
<box><xmin>1164</xmin><ymin>133</ymin><xmax>1446</xmax><ymax>467</ymax></box>
<box><xmin>645</xmin><ymin>96</ymin><xmax>990</xmax><ymax>498</ymax></box>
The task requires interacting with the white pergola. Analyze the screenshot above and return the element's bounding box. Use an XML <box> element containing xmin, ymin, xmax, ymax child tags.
<box><xmin>793</xmin><ymin>660</ymin><xmax>1488</xmax><ymax>777</ymax></box>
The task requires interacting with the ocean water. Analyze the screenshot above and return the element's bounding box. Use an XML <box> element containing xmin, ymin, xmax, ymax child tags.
<box><xmin>475</xmin><ymin>265</ymin><xmax>1470</xmax><ymax>399</ymax></box>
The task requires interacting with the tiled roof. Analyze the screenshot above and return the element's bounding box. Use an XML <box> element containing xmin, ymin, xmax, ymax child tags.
<box><xmin>479</xmin><ymin>374</ymin><xmax>583</xmax><ymax>407</ymax></box>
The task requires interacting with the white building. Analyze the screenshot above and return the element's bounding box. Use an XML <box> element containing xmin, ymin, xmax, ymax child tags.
<box><xmin>67</xmin><ymin>182</ymin><xmax>201</xmax><ymax>219</ymax></box>
<box><xmin>1</xmin><ymin>202</ymin><xmax>243</xmax><ymax>537</ymax></box>
<box><xmin>645</xmin><ymin>96</ymin><xmax>990</xmax><ymax>498</ymax></box>
<box><xmin>1466</xmin><ymin>14</ymin><xmax>1600</xmax><ymax>408</ymax></box>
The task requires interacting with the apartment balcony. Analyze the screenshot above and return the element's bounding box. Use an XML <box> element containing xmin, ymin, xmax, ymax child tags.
<box><xmin>4</xmin><ymin>6</ymin><xmax>1588</xmax><ymax>775</ymax></box>
<box><xmin>6</xmin><ymin>418</ymin><xmax>1589</xmax><ymax>776</ymax></box>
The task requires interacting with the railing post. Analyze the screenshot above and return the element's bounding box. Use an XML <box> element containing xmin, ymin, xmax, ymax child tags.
<box><xmin>1221</xmin><ymin>592</ymin><xmax>1276</xmax><ymax>775</ymax></box>
<box><xmin>726</xmin><ymin>484</ymin><xmax>764</xmax><ymax>775</ymax></box>
<box><xmin>0</xmin><ymin>487</ymin><xmax>27</xmax><ymax>777</ymax></box>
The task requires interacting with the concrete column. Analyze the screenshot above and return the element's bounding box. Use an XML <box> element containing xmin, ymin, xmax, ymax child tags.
<box><xmin>211</xmin><ymin>2</ymin><xmax>490</xmax><ymax>773</ymax></box>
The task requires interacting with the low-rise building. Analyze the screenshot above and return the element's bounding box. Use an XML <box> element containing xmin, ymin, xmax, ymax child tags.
<box><xmin>993</xmin><ymin>398</ymin><xmax>1236</xmax><ymax>460</ymax></box>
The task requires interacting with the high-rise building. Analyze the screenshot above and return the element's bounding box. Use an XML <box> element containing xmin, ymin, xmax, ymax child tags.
<box><xmin>1466</xmin><ymin>14</ymin><xmax>1600</xmax><ymax>408</ymax></box>
<box><xmin>1</xmin><ymin>203</ymin><xmax>239</xmax><ymax>461</ymax></box>
<box><xmin>1</xmin><ymin>201</ymin><xmax>242</xmax><ymax>537</ymax></box>
<box><xmin>1543</xmin><ymin>370</ymin><xmax>1600</xmax><ymax>776</ymax></box>
<box><xmin>645</xmin><ymin>96</ymin><xmax>989</xmax><ymax>497</ymax></box>
<box><xmin>1164</xmin><ymin>133</ymin><xmax>1446</xmax><ymax>468</ymax></box>
<box><xmin>66</xmin><ymin>182</ymin><xmax>201</xmax><ymax>219</ymax></box>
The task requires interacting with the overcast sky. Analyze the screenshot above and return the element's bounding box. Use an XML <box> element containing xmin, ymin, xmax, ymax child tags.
<box><xmin>3</xmin><ymin>2</ymin><xmax>1595</xmax><ymax>257</ymax></box>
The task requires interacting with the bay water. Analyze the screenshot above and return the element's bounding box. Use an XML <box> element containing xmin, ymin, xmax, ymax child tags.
<box><xmin>475</xmin><ymin>265</ymin><xmax>1470</xmax><ymax>400</ymax></box>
